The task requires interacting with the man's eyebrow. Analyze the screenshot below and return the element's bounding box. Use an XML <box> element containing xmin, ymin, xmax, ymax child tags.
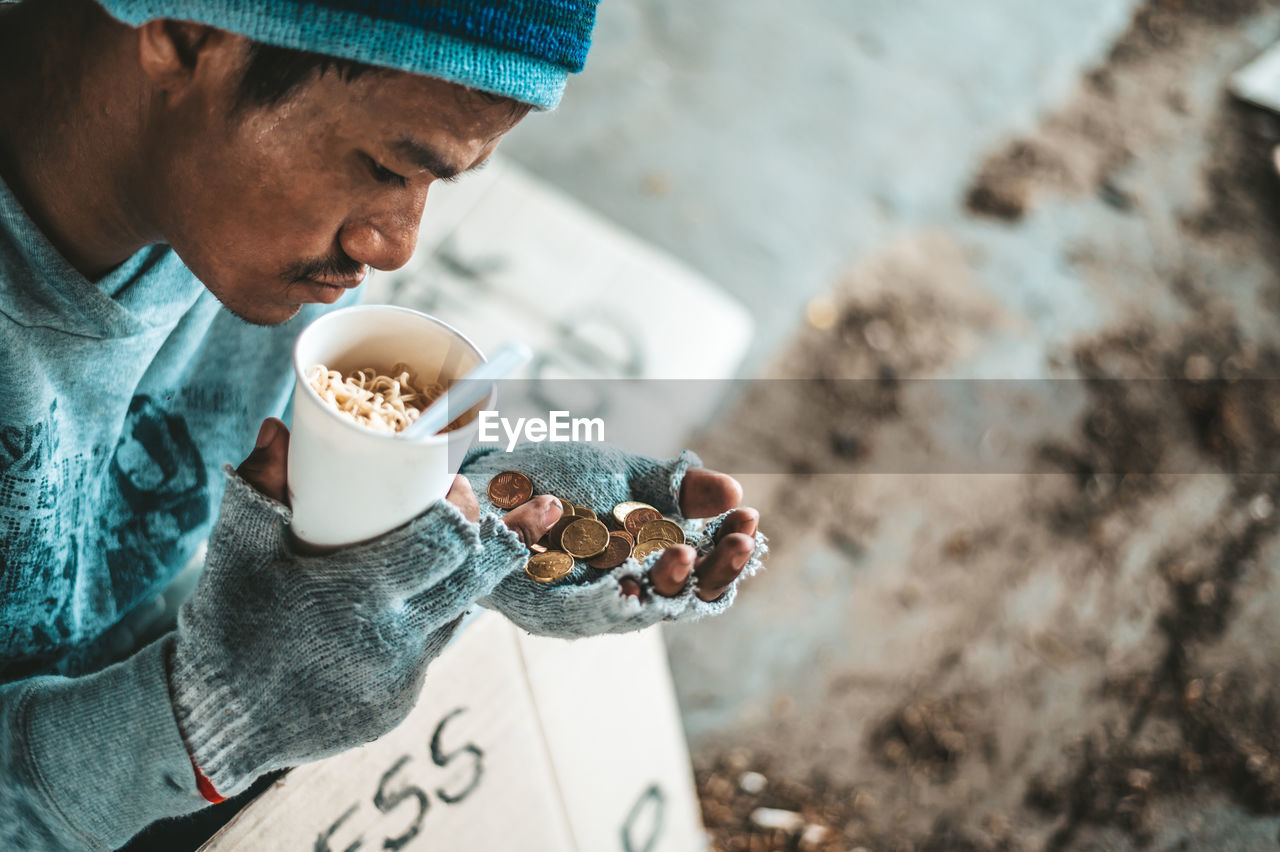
<box><xmin>391</xmin><ymin>138</ymin><xmax>487</xmax><ymax>180</ymax></box>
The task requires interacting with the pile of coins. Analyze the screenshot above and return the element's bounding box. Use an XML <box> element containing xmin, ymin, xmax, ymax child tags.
<box><xmin>486</xmin><ymin>470</ymin><xmax>687</xmax><ymax>583</ymax></box>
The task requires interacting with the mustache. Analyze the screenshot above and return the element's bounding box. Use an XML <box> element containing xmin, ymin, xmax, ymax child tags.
<box><xmin>282</xmin><ymin>252</ymin><xmax>367</xmax><ymax>284</ymax></box>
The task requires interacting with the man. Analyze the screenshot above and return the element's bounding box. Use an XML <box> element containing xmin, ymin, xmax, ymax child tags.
<box><xmin>0</xmin><ymin>1</ymin><xmax>766</xmax><ymax>848</ymax></box>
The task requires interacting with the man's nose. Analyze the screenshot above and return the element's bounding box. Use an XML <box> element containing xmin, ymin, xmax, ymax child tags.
<box><xmin>338</xmin><ymin>200</ymin><xmax>424</xmax><ymax>272</ymax></box>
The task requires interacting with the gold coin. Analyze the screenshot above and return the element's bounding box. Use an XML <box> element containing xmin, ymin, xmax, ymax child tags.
<box><xmin>487</xmin><ymin>471</ymin><xmax>534</xmax><ymax>509</ymax></box>
<box><xmin>561</xmin><ymin>518</ymin><xmax>610</xmax><ymax>559</ymax></box>
<box><xmin>587</xmin><ymin>532</ymin><xmax>633</xmax><ymax>570</ymax></box>
<box><xmin>613</xmin><ymin>501</ymin><xmax>656</xmax><ymax>526</ymax></box>
<box><xmin>624</xmin><ymin>507</ymin><xmax>662</xmax><ymax>538</ymax></box>
<box><xmin>632</xmin><ymin>539</ymin><xmax>677</xmax><ymax>561</ymax></box>
<box><xmin>574</xmin><ymin>505</ymin><xmax>596</xmax><ymax>519</ymax></box>
<box><xmin>637</xmin><ymin>519</ymin><xmax>685</xmax><ymax>546</ymax></box>
<box><xmin>525</xmin><ymin>551</ymin><xmax>574</xmax><ymax>583</ymax></box>
<box><xmin>557</xmin><ymin>497</ymin><xmax>575</xmax><ymax>516</ymax></box>
<box><xmin>540</xmin><ymin>516</ymin><xmax>577</xmax><ymax>550</ymax></box>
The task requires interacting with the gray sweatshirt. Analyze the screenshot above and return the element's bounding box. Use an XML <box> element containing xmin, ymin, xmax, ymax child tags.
<box><xmin>0</xmin><ymin>173</ymin><xmax>336</xmax><ymax>845</ymax></box>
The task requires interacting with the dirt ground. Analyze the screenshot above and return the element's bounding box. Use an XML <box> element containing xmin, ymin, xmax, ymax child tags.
<box><xmin>675</xmin><ymin>1</ymin><xmax>1280</xmax><ymax>849</ymax></box>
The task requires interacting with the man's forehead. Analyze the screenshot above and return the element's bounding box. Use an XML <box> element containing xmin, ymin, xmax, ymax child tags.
<box><xmin>356</xmin><ymin>73</ymin><xmax>525</xmax><ymax>170</ymax></box>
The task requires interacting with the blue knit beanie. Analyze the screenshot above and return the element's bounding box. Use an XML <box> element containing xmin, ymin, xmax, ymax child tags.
<box><xmin>96</xmin><ymin>0</ymin><xmax>600</xmax><ymax>109</ymax></box>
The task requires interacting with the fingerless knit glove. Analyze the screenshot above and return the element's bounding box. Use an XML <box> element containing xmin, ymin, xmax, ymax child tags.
<box><xmin>168</xmin><ymin>467</ymin><xmax>527</xmax><ymax>798</ymax></box>
<box><xmin>462</xmin><ymin>443</ymin><xmax>768</xmax><ymax>638</ymax></box>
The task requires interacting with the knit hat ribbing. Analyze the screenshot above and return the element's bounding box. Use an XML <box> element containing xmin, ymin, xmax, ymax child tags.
<box><xmin>96</xmin><ymin>0</ymin><xmax>600</xmax><ymax>109</ymax></box>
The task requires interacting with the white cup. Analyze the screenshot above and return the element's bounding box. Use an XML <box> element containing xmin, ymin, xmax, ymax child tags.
<box><xmin>288</xmin><ymin>305</ymin><xmax>491</xmax><ymax>547</ymax></box>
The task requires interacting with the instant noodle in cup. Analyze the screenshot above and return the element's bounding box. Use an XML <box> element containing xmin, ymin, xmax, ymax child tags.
<box><xmin>288</xmin><ymin>305</ymin><xmax>492</xmax><ymax>547</ymax></box>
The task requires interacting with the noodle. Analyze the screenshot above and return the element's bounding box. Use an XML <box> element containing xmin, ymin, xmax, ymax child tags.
<box><xmin>307</xmin><ymin>362</ymin><xmax>446</xmax><ymax>433</ymax></box>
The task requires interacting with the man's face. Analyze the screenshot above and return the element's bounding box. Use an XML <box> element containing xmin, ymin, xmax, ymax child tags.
<box><xmin>144</xmin><ymin>53</ymin><xmax>525</xmax><ymax>325</ymax></box>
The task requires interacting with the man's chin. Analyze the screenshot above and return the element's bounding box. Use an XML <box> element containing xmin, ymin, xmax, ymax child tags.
<box><xmin>213</xmin><ymin>295</ymin><xmax>304</xmax><ymax>327</ymax></box>
<box><xmin>237</xmin><ymin>305</ymin><xmax>304</xmax><ymax>327</ymax></box>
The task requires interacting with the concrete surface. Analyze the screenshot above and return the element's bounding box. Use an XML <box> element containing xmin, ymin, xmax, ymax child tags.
<box><xmin>506</xmin><ymin>2</ymin><xmax>1280</xmax><ymax>848</ymax></box>
<box><xmin>500</xmin><ymin>0</ymin><xmax>1143</xmax><ymax>375</ymax></box>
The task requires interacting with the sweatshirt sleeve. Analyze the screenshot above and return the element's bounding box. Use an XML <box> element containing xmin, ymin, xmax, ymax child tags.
<box><xmin>1</xmin><ymin>633</ymin><xmax>209</xmax><ymax>851</ymax></box>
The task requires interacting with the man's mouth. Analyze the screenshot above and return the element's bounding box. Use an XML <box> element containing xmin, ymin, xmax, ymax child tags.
<box><xmin>307</xmin><ymin>270</ymin><xmax>367</xmax><ymax>289</ymax></box>
<box><xmin>296</xmin><ymin>270</ymin><xmax>368</xmax><ymax>303</ymax></box>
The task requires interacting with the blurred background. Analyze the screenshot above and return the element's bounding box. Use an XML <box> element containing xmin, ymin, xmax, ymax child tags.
<box><xmin>487</xmin><ymin>0</ymin><xmax>1280</xmax><ymax>849</ymax></box>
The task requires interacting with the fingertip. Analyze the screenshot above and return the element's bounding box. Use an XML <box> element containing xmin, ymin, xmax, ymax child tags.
<box><xmin>650</xmin><ymin>546</ymin><xmax>695</xmax><ymax>597</ymax></box>
<box><xmin>500</xmin><ymin>497</ymin><xmax>559</xmax><ymax>545</ymax></box>
<box><xmin>681</xmin><ymin>468</ymin><xmax>744</xmax><ymax>518</ymax></box>
<box><xmin>533</xmin><ymin>494</ymin><xmax>562</xmax><ymax>527</ymax></box>
<box><xmin>716</xmin><ymin>507</ymin><xmax>759</xmax><ymax>540</ymax></box>
<box><xmin>724</xmin><ymin>475</ymin><xmax>744</xmax><ymax>508</ymax></box>
<box><xmin>254</xmin><ymin>419</ymin><xmax>274</xmax><ymax>449</ymax></box>
<box><xmin>666</xmin><ymin>547</ymin><xmax>696</xmax><ymax>585</ymax></box>
<box><xmin>724</xmin><ymin>532</ymin><xmax>756</xmax><ymax>556</ymax></box>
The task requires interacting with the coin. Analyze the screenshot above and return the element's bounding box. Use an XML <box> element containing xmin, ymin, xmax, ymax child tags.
<box><xmin>541</xmin><ymin>515</ymin><xmax>577</xmax><ymax>550</ymax></box>
<box><xmin>487</xmin><ymin>471</ymin><xmax>533</xmax><ymax>509</ymax></box>
<box><xmin>636</xmin><ymin>519</ymin><xmax>685</xmax><ymax>546</ymax></box>
<box><xmin>557</xmin><ymin>497</ymin><xmax>575</xmax><ymax>516</ymax></box>
<box><xmin>632</xmin><ymin>539</ymin><xmax>677</xmax><ymax>561</ymax></box>
<box><xmin>562</xmin><ymin>517</ymin><xmax>610</xmax><ymax>558</ymax></box>
<box><xmin>525</xmin><ymin>551</ymin><xmax>574</xmax><ymax>583</ymax></box>
<box><xmin>587</xmin><ymin>532</ymin><xmax>633</xmax><ymax>570</ymax></box>
<box><xmin>624</xmin><ymin>507</ymin><xmax>662</xmax><ymax>538</ymax></box>
<box><xmin>529</xmin><ymin>543</ymin><xmax>548</xmax><ymax>554</ymax></box>
<box><xmin>615</xmin><ymin>529</ymin><xmax>635</xmax><ymax>546</ymax></box>
<box><xmin>613</xmin><ymin>501</ymin><xmax>656</xmax><ymax>526</ymax></box>
<box><xmin>574</xmin><ymin>505</ymin><xmax>597</xmax><ymax>519</ymax></box>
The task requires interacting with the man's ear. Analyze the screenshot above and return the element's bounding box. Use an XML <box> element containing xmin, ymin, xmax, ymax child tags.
<box><xmin>136</xmin><ymin>20</ymin><xmax>233</xmax><ymax>100</ymax></box>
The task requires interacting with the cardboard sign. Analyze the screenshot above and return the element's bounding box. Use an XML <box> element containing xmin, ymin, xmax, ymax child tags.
<box><xmin>201</xmin><ymin>614</ymin><xmax>705</xmax><ymax>852</ymax></box>
<box><xmin>516</xmin><ymin>627</ymin><xmax>706</xmax><ymax>852</ymax></box>
<box><xmin>201</xmin><ymin>613</ymin><xmax>575</xmax><ymax>851</ymax></box>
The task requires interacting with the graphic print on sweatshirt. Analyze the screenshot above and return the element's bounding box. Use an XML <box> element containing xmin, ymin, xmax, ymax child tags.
<box><xmin>0</xmin><ymin>395</ymin><xmax>209</xmax><ymax>680</ymax></box>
